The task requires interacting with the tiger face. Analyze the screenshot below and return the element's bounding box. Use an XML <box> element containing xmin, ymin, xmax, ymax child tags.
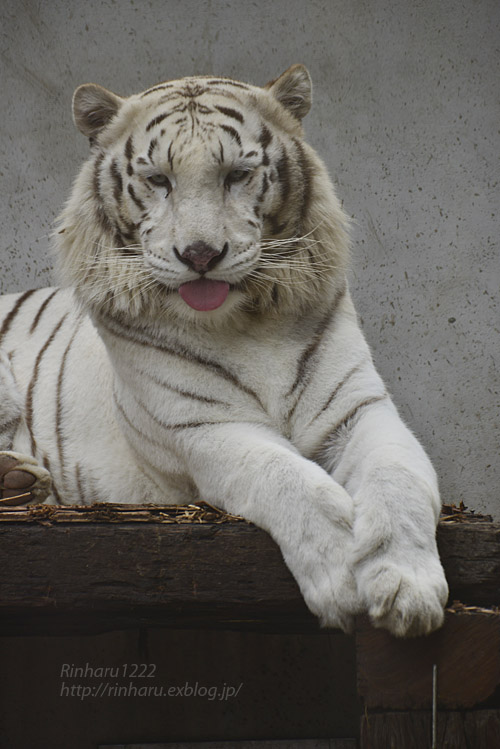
<box><xmin>57</xmin><ymin>65</ymin><xmax>349</xmax><ymax>323</ymax></box>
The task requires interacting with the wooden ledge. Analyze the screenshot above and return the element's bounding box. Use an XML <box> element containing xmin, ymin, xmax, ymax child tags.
<box><xmin>0</xmin><ymin>504</ymin><xmax>499</xmax><ymax>635</ymax></box>
<box><xmin>357</xmin><ymin>606</ymin><xmax>500</xmax><ymax>710</ymax></box>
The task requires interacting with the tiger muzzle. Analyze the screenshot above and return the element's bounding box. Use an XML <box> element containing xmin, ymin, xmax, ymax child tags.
<box><xmin>174</xmin><ymin>242</ymin><xmax>228</xmax><ymax>274</ymax></box>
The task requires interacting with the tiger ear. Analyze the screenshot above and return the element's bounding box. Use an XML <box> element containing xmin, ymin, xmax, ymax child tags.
<box><xmin>265</xmin><ymin>64</ymin><xmax>312</xmax><ymax>120</ymax></box>
<box><xmin>72</xmin><ymin>83</ymin><xmax>124</xmax><ymax>138</ymax></box>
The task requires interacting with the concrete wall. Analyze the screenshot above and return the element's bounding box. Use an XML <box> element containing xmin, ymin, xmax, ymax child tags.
<box><xmin>1</xmin><ymin>0</ymin><xmax>498</xmax><ymax>515</ymax></box>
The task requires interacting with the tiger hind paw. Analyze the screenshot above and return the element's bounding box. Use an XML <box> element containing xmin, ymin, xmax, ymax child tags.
<box><xmin>0</xmin><ymin>451</ymin><xmax>52</xmax><ymax>505</ymax></box>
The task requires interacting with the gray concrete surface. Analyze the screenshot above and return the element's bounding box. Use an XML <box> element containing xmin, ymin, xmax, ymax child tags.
<box><xmin>1</xmin><ymin>0</ymin><xmax>498</xmax><ymax>516</ymax></box>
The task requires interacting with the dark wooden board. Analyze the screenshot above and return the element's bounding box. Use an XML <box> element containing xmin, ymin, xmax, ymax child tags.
<box><xmin>356</xmin><ymin>610</ymin><xmax>500</xmax><ymax>709</ymax></box>
<box><xmin>0</xmin><ymin>518</ymin><xmax>316</xmax><ymax>634</ymax></box>
<box><xmin>0</xmin><ymin>506</ymin><xmax>498</xmax><ymax>635</ymax></box>
<box><xmin>360</xmin><ymin>709</ymin><xmax>500</xmax><ymax>749</ymax></box>
<box><xmin>99</xmin><ymin>741</ymin><xmax>357</xmax><ymax>748</ymax></box>
<box><xmin>438</xmin><ymin>519</ymin><xmax>500</xmax><ymax>606</ymax></box>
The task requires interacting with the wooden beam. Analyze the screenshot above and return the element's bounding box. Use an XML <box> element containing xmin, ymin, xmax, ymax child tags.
<box><xmin>0</xmin><ymin>506</ymin><xmax>314</xmax><ymax>635</ymax></box>
<box><xmin>438</xmin><ymin>517</ymin><xmax>500</xmax><ymax>606</ymax></box>
<box><xmin>0</xmin><ymin>505</ymin><xmax>498</xmax><ymax>635</ymax></box>
<box><xmin>356</xmin><ymin>608</ymin><xmax>500</xmax><ymax>710</ymax></box>
<box><xmin>360</xmin><ymin>709</ymin><xmax>500</xmax><ymax>749</ymax></box>
<box><xmin>99</xmin><ymin>742</ymin><xmax>357</xmax><ymax>749</ymax></box>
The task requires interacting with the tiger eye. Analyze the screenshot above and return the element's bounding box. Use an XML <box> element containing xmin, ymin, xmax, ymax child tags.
<box><xmin>147</xmin><ymin>173</ymin><xmax>172</xmax><ymax>192</ymax></box>
<box><xmin>224</xmin><ymin>169</ymin><xmax>250</xmax><ymax>189</ymax></box>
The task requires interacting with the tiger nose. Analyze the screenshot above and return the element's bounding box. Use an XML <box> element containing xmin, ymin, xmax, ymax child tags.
<box><xmin>174</xmin><ymin>242</ymin><xmax>228</xmax><ymax>273</ymax></box>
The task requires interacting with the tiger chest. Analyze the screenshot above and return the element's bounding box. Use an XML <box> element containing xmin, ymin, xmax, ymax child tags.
<box><xmin>100</xmin><ymin>319</ymin><xmax>314</xmax><ymax>444</ymax></box>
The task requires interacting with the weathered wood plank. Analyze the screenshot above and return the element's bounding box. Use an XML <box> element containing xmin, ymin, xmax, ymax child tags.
<box><xmin>356</xmin><ymin>609</ymin><xmax>500</xmax><ymax>709</ymax></box>
<box><xmin>0</xmin><ymin>506</ymin><xmax>498</xmax><ymax>635</ymax></box>
<box><xmin>0</xmin><ymin>519</ymin><xmax>315</xmax><ymax>634</ymax></box>
<box><xmin>360</xmin><ymin>709</ymin><xmax>500</xmax><ymax>749</ymax></box>
<box><xmin>100</xmin><ymin>741</ymin><xmax>357</xmax><ymax>748</ymax></box>
<box><xmin>438</xmin><ymin>519</ymin><xmax>500</xmax><ymax>606</ymax></box>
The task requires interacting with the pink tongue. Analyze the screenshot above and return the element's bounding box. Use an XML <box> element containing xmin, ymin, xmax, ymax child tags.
<box><xmin>178</xmin><ymin>278</ymin><xmax>230</xmax><ymax>311</ymax></box>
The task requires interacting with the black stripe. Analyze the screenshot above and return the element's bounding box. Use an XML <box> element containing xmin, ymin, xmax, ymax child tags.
<box><xmin>125</xmin><ymin>135</ymin><xmax>134</xmax><ymax>161</ymax></box>
<box><xmin>146</xmin><ymin>111</ymin><xmax>174</xmax><ymax>131</ymax></box>
<box><xmin>128</xmin><ymin>184</ymin><xmax>146</xmax><ymax>212</ymax></box>
<box><xmin>0</xmin><ymin>415</ymin><xmax>19</xmax><ymax>448</ymax></box>
<box><xmin>100</xmin><ymin>315</ymin><xmax>265</xmax><ymax>411</ymax></box>
<box><xmin>136</xmin><ymin>366</ymin><xmax>230</xmax><ymax>406</ymax></box>
<box><xmin>167</xmin><ymin>142</ymin><xmax>174</xmax><ymax>170</ymax></box>
<box><xmin>93</xmin><ymin>152</ymin><xmax>109</xmax><ymax>215</ymax></box>
<box><xmin>197</xmin><ymin>104</ymin><xmax>214</xmax><ymax>115</ymax></box>
<box><xmin>0</xmin><ymin>414</ymin><xmax>18</xmax><ymax>431</ymax></box>
<box><xmin>163</xmin><ymin>420</ymin><xmax>219</xmax><ymax>430</ymax></box>
<box><xmin>159</xmin><ymin>93</ymin><xmax>185</xmax><ymax>106</ymax></box>
<box><xmin>25</xmin><ymin>314</ymin><xmax>68</xmax><ymax>456</ymax></box>
<box><xmin>276</xmin><ymin>145</ymin><xmax>292</xmax><ymax>205</ymax></box>
<box><xmin>55</xmin><ymin>323</ymin><xmax>81</xmax><ymax>477</ymax></box>
<box><xmin>311</xmin><ymin>395</ymin><xmax>389</xmax><ymax>465</ymax></box>
<box><xmin>183</xmin><ymin>83</ymin><xmax>208</xmax><ymax>98</ymax></box>
<box><xmin>286</xmin><ymin>288</ymin><xmax>348</xmax><ymax>423</ymax></box>
<box><xmin>127</xmin><ymin>390</ymin><xmax>221</xmax><ymax>433</ymax></box>
<box><xmin>263</xmin><ymin>213</ymin><xmax>288</xmax><ymax>236</ymax></box>
<box><xmin>334</xmin><ymin>394</ymin><xmax>388</xmax><ymax>431</ymax></box>
<box><xmin>293</xmin><ymin>139</ymin><xmax>313</xmax><ymax>225</ymax></box>
<box><xmin>29</xmin><ymin>289</ymin><xmax>59</xmax><ymax>335</ymax></box>
<box><xmin>42</xmin><ymin>454</ymin><xmax>63</xmax><ymax>505</ymax></box>
<box><xmin>119</xmin><ymin>219</ymin><xmax>138</xmax><ymax>240</ymax></box>
<box><xmin>308</xmin><ymin>361</ymin><xmax>366</xmax><ymax>426</ymax></box>
<box><xmin>215</xmin><ymin>105</ymin><xmax>245</xmax><ymax>123</ymax></box>
<box><xmin>206</xmin><ymin>79</ymin><xmax>251</xmax><ymax>90</ymax></box>
<box><xmin>114</xmin><ymin>393</ymin><xmax>169</xmax><ymax>451</ymax></box>
<box><xmin>110</xmin><ymin>160</ymin><xmax>123</xmax><ymax>203</ymax></box>
<box><xmin>220</xmin><ymin>124</ymin><xmax>242</xmax><ymax>147</ymax></box>
<box><xmin>74</xmin><ymin>464</ymin><xmax>87</xmax><ymax>505</ymax></box>
<box><xmin>288</xmin><ymin>285</ymin><xmax>346</xmax><ymax>398</ymax></box>
<box><xmin>93</xmin><ymin>152</ymin><xmax>105</xmax><ymax>193</ymax></box>
<box><xmin>74</xmin><ymin>465</ymin><xmax>98</xmax><ymax>505</ymax></box>
<box><xmin>140</xmin><ymin>83</ymin><xmax>175</xmax><ymax>98</ymax></box>
<box><xmin>94</xmin><ymin>205</ymin><xmax>114</xmax><ymax>236</ymax></box>
<box><xmin>258</xmin><ymin>125</ymin><xmax>273</xmax><ymax>149</ymax></box>
<box><xmin>256</xmin><ymin>173</ymin><xmax>270</xmax><ymax>204</ymax></box>
<box><xmin>148</xmin><ymin>137</ymin><xmax>158</xmax><ymax>161</ymax></box>
<box><xmin>0</xmin><ymin>289</ymin><xmax>38</xmax><ymax>346</ymax></box>
<box><xmin>93</xmin><ymin>154</ymin><xmax>114</xmax><ymax>235</ymax></box>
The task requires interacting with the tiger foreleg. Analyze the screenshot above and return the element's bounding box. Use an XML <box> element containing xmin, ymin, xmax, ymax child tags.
<box><xmin>179</xmin><ymin>422</ymin><xmax>360</xmax><ymax>633</ymax></box>
<box><xmin>334</xmin><ymin>402</ymin><xmax>449</xmax><ymax>637</ymax></box>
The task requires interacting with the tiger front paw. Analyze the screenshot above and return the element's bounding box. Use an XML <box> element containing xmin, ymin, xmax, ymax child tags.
<box><xmin>0</xmin><ymin>451</ymin><xmax>52</xmax><ymax>505</ymax></box>
<box><xmin>357</xmin><ymin>554</ymin><xmax>448</xmax><ymax>637</ymax></box>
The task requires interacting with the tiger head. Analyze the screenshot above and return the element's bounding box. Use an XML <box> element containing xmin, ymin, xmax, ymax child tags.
<box><xmin>55</xmin><ymin>65</ymin><xmax>349</xmax><ymax>325</ymax></box>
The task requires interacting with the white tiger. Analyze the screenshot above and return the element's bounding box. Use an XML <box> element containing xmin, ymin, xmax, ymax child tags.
<box><xmin>0</xmin><ymin>65</ymin><xmax>448</xmax><ymax>636</ymax></box>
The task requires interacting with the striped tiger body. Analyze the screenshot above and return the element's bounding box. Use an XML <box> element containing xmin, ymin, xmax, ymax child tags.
<box><xmin>0</xmin><ymin>65</ymin><xmax>448</xmax><ymax>635</ymax></box>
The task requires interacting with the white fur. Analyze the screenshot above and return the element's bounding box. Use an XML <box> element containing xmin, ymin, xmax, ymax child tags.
<box><xmin>0</xmin><ymin>67</ymin><xmax>448</xmax><ymax>635</ymax></box>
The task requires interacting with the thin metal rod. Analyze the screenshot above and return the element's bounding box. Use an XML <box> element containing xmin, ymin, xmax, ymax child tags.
<box><xmin>432</xmin><ymin>663</ymin><xmax>438</xmax><ymax>749</ymax></box>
